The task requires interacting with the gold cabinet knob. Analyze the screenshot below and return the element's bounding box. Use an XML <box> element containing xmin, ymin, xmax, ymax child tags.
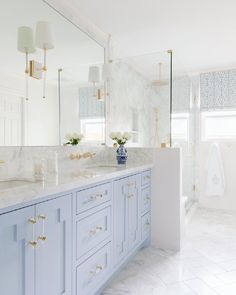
<box><xmin>38</xmin><ymin>235</ymin><xmax>47</xmax><ymax>241</ymax></box>
<box><xmin>28</xmin><ymin>240</ymin><xmax>38</xmax><ymax>248</ymax></box>
<box><xmin>28</xmin><ymin>217</ymin><xmax>37</xmax><ymax>224</ymax></box>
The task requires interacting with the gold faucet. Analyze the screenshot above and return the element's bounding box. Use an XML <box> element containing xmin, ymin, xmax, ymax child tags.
<box><xmin>69</xmin><ymin>152</ymin><xmax>96</xmax><ymax>160</ymax></box>
<box><xmin>0</xmin><ymin>160</ymin><xmax>5</xmax><ymax>164</ymax></box>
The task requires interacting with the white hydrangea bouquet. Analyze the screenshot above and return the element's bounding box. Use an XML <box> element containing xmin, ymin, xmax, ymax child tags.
<box><xmin>65</xmin><ymin>133</ymin><xmax>84</xmax><ymax>146</ymax></box>
<box><xmin>109</xmin><ymin>132</ymin><xmax>132</xmax><ymax>146</ymax></box>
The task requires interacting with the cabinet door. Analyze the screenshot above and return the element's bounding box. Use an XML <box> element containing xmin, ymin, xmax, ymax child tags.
<box><xmin>128</xmin><ymin>174</ymin><xmax>141</xmax><ymax>251</ymax></box>
<box><xmin>35</xmin><ymin>195</ymin><xmax>72</xmax><ymax>295</ymax></box>
<box><xmin>113</xmin><ymin>177</ymin><xmax>129</xmax><ymax>265</ymax></box>
<box><xmin>0</xmin><ymin>206</ymin><xmax>35</xmax><ymax>295</ymax></box>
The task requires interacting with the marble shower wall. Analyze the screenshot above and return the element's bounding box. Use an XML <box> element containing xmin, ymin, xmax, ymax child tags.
<box><xmin>108</xmin><ymin>61</ymin><xmax>170</xmax><ymax>147</ymax></box>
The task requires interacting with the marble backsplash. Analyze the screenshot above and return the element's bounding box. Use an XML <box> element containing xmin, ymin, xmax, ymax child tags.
<box><xmin>0</xmin><ymin>146</ymin><xmax>154</xmax><ymax>181</ymax></box>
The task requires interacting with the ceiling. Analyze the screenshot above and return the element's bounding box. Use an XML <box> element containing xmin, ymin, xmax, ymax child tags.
<box><xmin>72</xmin><ymin>0</ymin><xmax>236</xmax><ymax>76</ymax></box>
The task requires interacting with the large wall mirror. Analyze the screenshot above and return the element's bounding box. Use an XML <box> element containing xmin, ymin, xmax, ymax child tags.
<box><xmin>0</xmin><ymin>0</ymin><xmax>105</xmax><ymax>146</ymax></box>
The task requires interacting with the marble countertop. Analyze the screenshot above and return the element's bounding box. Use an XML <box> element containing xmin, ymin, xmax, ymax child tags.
<box><xmin>0</xmin><ymin>163</ymin><xmax>153</xmax><ymax>214</ymax></box>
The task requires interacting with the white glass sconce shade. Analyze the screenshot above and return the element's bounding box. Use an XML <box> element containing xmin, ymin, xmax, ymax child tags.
<box><xmin>35</xmin><ymin>21</ymin><xmax>54</xmax><ymax>50</ymax></box>
<box><xmin>102</xmin><ymin>63</ymin><xmax>112</xmax><ymax>81</ymax></box>
<box><xmin>17</xmin><ymin>26</ymin><xmax>35</xmax><ymax>54</ymax></box>
<box><xmin>88</xmin><ymin>66</ymin><xmax>100</xmax><ymax>83</ymax></box>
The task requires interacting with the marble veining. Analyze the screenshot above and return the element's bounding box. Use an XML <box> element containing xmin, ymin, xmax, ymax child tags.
<box><xmin>0</xmin><ymin>145</ymin><xmax>153</xmax><ymax>214</ymax></box>
<box><xmin>103</xmin><ymin>208</ymin><xmax>236</xmax><ymax>295</ymax></box>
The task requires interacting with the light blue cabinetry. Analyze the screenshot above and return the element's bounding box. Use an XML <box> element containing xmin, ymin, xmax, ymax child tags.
<box><xmin>35</xmin><ymin>195</ymin><xmax>72</xmax><ymax>295</ymax></box>
<box><xmin>0</xmin><ymin>206</ymin><xmax>35</xmax><ymax>295</ymax></box>
<box><xmin>0</xmin><ymin>169</ymin><xmax>151</xmax><ymax>295</ymax></box>
<box><xmin>127</xmin><ymin>174</ymin><xmax>141</xmax><ymax>251</ymax></box>
<box><xmin>113</xmin><ymin>174</ymin><xmax>142</xmax><ymax>266</ymax></box>
<box><xmin>113</xmin><ymin>177</ymin><xmax>129</xmax><ymax>265</ymax></box>
<box><xmin>0</xmin><ymin>194</ymin><xmax>72</xmax><ymax>295</ymax></box>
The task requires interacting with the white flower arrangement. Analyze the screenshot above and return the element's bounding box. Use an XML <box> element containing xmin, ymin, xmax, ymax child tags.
<box><xmin>109</xmin><ymin>132</ymin><xmax>132</xmax><ymax>145</ymax></box>
<box><xmin>65</xmin><ymin>133</ymin><xmax>84</xmax><ymax>145</ymax></box>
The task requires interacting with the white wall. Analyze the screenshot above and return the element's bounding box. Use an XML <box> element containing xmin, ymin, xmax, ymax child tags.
<box><xmin>199</xmin><ymin>142</ymin><xmax>236</xmax><ymax>211</ymax></box>
<box><xmin>152</xmin><ymin>148</ymin><xmax>182</xmax><ymax>251</ymax></box>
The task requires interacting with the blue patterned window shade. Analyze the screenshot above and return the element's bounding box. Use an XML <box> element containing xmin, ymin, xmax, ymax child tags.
<box><xmin>172</xmin><ymin>76</ymin><xmax>191</xmax><ymax>112</ymax></box>
<box><xmin>200</xmin><ymin>69</ymin><xmax>236</xmax><ymax>110</ymax></box>
<box><xmin>79</xmin><ymin>87</ymin><xmax>105</xmax><ymax>118</ymax></box>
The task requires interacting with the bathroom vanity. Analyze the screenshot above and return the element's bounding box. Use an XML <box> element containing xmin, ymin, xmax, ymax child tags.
<box><xmin>0</xmin><ymin>165</ymin><xmax>152</xmax><ymax>295</ymax></box>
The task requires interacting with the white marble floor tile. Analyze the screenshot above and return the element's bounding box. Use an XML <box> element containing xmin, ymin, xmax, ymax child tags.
<box><xmin>103</xmin><ymin>208</ymin><xmax>236</xmax><ymax>295</ymax></box>
<box><xmin>218</xmin><ymin>259</ymin><xmax>236</xmax><ymax>271</ymax></box>
<box><xmin>161</xmin><ymin>282</ymin><xmax>194</xmax><ymax>295</ymax></box>
<box><xmin>213</xmin><ymin>282</ymin><xmax>236</xmax><ymax>295</ymax></box>
<box><xmin>215</xmin><ymin>270</ymin><xmax>236</xmax><ymax>284</ymax></box>
<box><xmin>157</xmin><ymin>269</ymin><xmax>195</xmax><ymax>284</ymax></box>
<box><xmin>184</xmin><ymin>278</ymin><xmax>218</xmax><ymax>294</ymax></box>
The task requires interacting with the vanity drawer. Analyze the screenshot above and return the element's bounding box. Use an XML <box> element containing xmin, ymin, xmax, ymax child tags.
<box><xmin>76</xmin><ymin>182</ymin><xmax>112</xmax><ymax>214</ymax></box>
<box><xmin>141</xmin><ymin>212</ymin><xmax>151</xmax><ymax>241</ymax></box>
<box><xmin>141</xmin><ymin>170</ymin><xmax>151</xmax><ymax>186</ymax></box>
<box><xmin>76</xmin><ymin>206</ymin><xmax>111</xmax><ymax>259</ymax></box>
<box><xmin>76</xmin><ymin>243</ymin><xmax>111</xmax><ymax>295</ymax></box>
<box><xmin>141</xmin><ymin>186</ymin><xmax>151</xmax><ymax>213</ymax></box>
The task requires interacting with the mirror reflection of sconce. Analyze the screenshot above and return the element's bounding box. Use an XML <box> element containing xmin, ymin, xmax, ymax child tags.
<box><xmin>88</xmin><ymin>66</ymin><xmax>100</xmax><ymax>98</ymax></box>
<box><xmin>17</xmin><ymin>22</ymin><xmax>54</xmax><ymax>100</ymax></box>
<box><xmin>88</xmin><ymin>62</ymin><xmax>112</xmax><ymax>100</ymax></box>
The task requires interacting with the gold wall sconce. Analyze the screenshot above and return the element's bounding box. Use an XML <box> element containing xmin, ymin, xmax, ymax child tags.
<box><xmin>88</xmin><ymin>62</ymin><xmax>112</xmax><ymax>100</ymax></box>
<box><xmin>17</xmin><ymin>22</ymin><xmax>54</xmax><ymax>100</ymax></box>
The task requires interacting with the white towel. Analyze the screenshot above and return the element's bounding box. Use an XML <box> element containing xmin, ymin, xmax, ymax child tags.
<box><xmin>205</xmin><ymin>143</ymin><xmax>225</xmax><ymax>197</ymax></box>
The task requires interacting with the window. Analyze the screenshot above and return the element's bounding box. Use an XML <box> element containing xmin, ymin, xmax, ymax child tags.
<box><xmin>202</xmin><ymin>111</ymin><xmax>236</xmax><ymax>140</ymax></box>
<box><xmin>80</xmin><ymin>118</ymin><xmax>105</xmax><ymax>143</ymax></box>
<box><xmin>171</xmin><ymin>113</ymin><xmax>189</xmax><ymax>141</ymax></box>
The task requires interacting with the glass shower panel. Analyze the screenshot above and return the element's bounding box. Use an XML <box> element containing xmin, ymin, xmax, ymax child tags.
<box><xmin>171</xmin><ymin>61</ymin><xmax>197</xmax><ymax>211</ymax></box>
<box><xmin>109</xmin><ymin>50</ymin><xmax>172</xmax><ymax>147</ymax></box>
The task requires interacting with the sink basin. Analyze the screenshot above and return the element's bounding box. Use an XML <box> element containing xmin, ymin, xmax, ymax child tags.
<box><xmin>0</xmin><ymin>179</ymin><xmax>36</xmax><ymax>191</ymax></box>
<box><xmin>84</xmin><ymin>164</ymin><xmax>123</xmax><ymax>173</ymax></box>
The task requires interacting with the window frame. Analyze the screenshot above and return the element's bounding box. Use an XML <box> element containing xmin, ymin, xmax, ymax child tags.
<box><xmin>80</xmin><ymin>117</ymin><xmax>105</xmax><ymax>144</ymax></box>
<box><xmin>201</xmin><ymin>110</ymin><xmax>236</xmax><ymax>142</ymax></box>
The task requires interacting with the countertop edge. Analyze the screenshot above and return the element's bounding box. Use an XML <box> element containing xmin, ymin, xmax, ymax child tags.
<box><xmin>0</xmin><ymin>163</ymin><xmax>153</xmax><ymax>215</ymax></box>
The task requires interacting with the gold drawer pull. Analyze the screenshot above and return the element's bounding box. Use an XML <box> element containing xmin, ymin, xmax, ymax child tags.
<box><xmin>90</xmin><ymin>265</ymin><xmax>104</xmax><ymax>276</ymax></box>
<box><xmin>127</xmin><ymin>182</ymin><xmax>135</xmax><ymax>187</ymax></box>
<box><xmin>38</xmin><ymin>214</ymin><xmax>47</xmax><ymax>242</ymax></box>
<box><xmin>90</xmin><ymin>226</ymin><xmax>104</xmax><ymax>235</ymax></box>
<box><xmin>38</xmin><ymin>214</ymin><xmax>46</xmax><ymax>220</ymax></box>
<box><xmin>95</xmin><ymin>193</ymin><xmax>104</xmax><ymax>198</ymax></box>
<box><xmin>28</xmin><ymin>217</ymin><xmax>37</xmax><ymax>247</ymax></box>
<box><xmin>90</xmin><ymin>191</ymin><xmax>107</xmax><ymax>201</ymax></box>
<box><xmin>145</xmin><ymin>175</ymin><xmax>151</xmax><ymax>180</ymax></box>
<box><xmin>127</xmin><ymin>194</ymin><xmax>134</xmax><ymax>199</ymax></box>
